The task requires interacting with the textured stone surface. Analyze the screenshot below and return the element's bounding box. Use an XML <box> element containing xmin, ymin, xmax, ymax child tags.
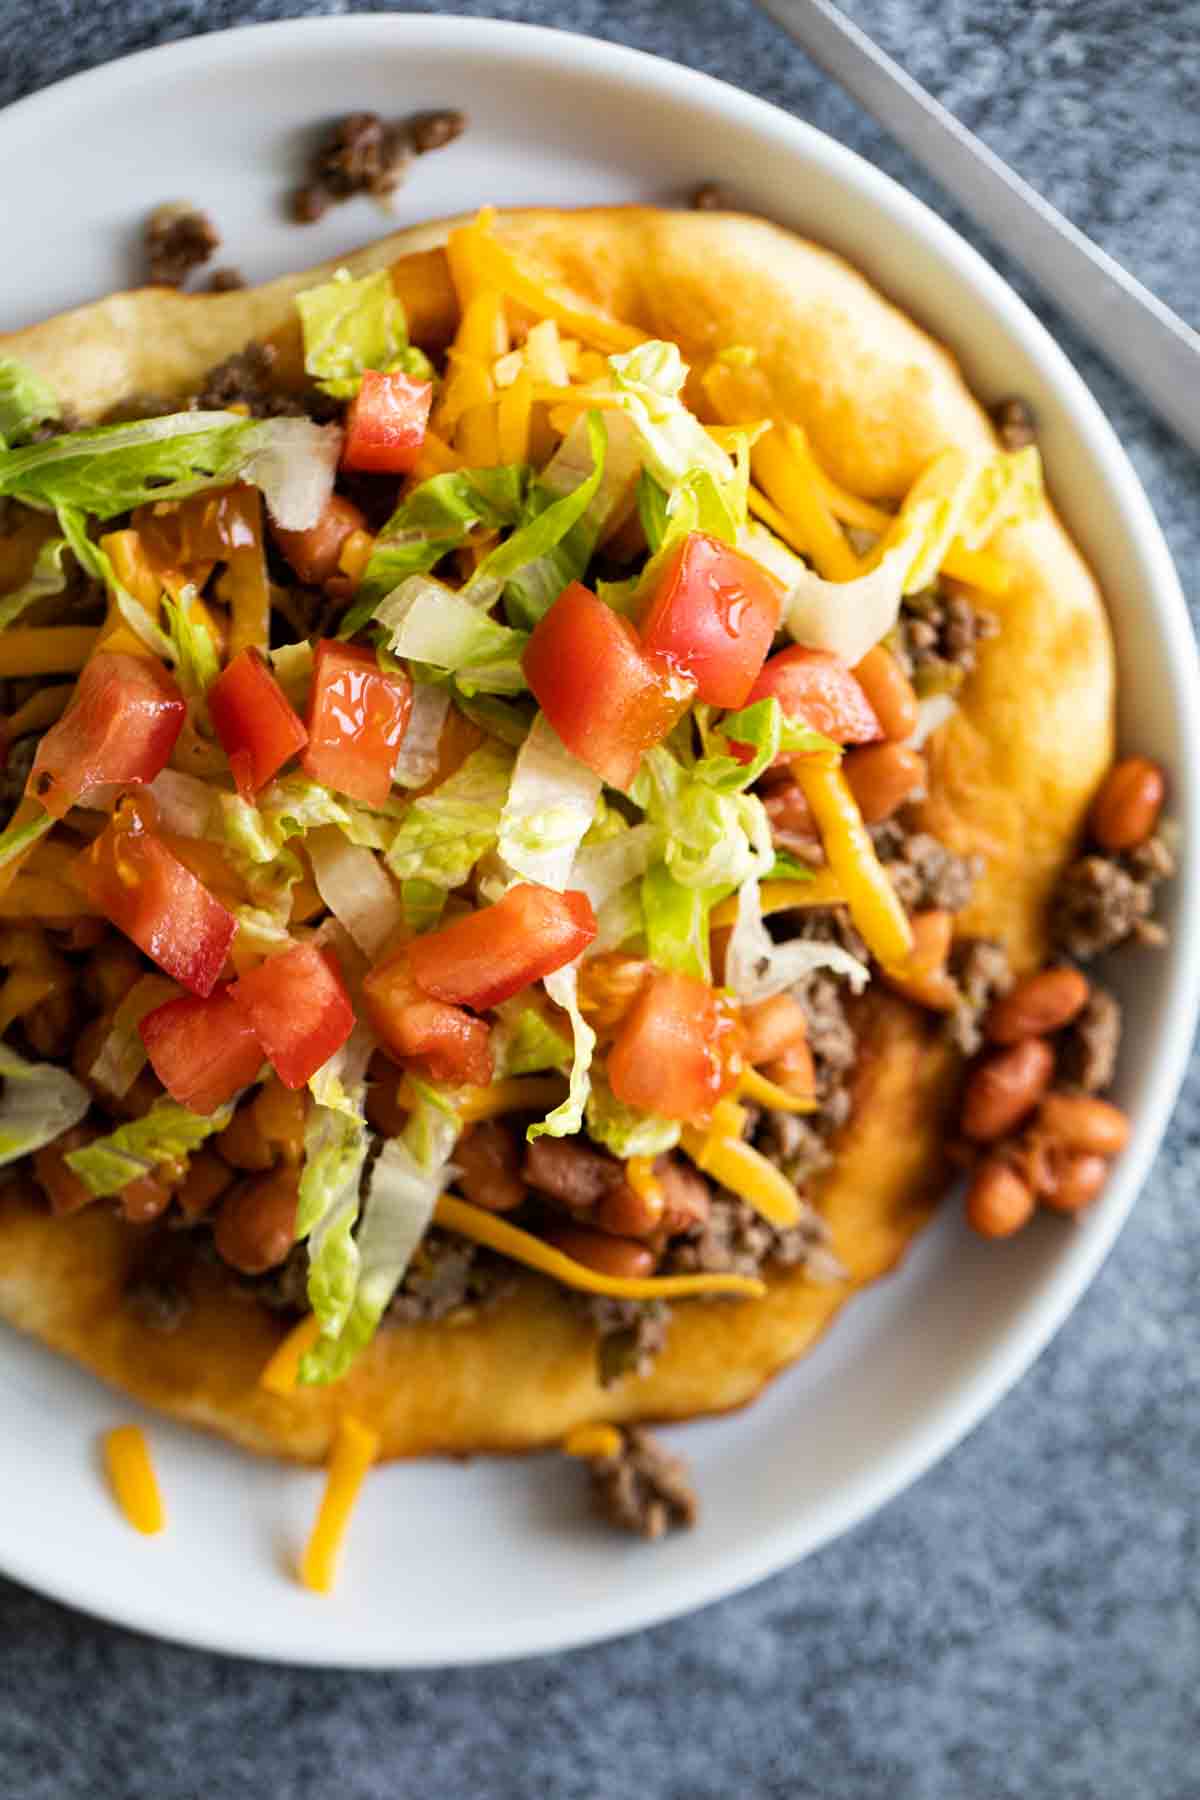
<box><xmin>1</xmin><ymin>3</ymin><xmax>1197</xmax><ymax>1795</ymax></box>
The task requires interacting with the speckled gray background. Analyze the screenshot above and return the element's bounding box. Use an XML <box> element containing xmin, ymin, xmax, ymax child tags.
<box><xmin>2</xmin><ymin>3</ymin><xmax>1198</xmax><ymax>1795</ymax></box>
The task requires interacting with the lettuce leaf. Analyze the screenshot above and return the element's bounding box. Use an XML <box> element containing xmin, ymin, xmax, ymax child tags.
<box><xmin>527</xmin><ymin>964</ymin><xmax>594</xmax><ymax>1141</ymax></box>
<box><xmin>724</xmin><ymin>875</ymin><xmax>870</xmax><ymax>1005</ymax></box>
<box><xmin>375</xmin><ymin>576</ymin><xmax>529</xmax><ymax>695</ymax></box>
<box><xmin>632</xmin><ymin>744</ymin><xmax>770</xmax><ymax>891</ymax></box>
<box><xmin>0</xmin><ymin>412</ymin><xmax>340</xmax><ymax>531</ymax></box>
<box><xmin>343</xmin><ymin>462</ymin><xmax>529</xmax><ymax>633</ymax></box>
<box><xmin>584</xmin><ymin>1082</ymin><xmax>680</xmax><ymax>1159</ymax></box>
<box><xmin>306</xmin><ymin>827</ymin><xmax>403</xmax><ymax>961</ymax></box>
<box><xmin>0</xmin><ymin>536</ymin><xmax>70</xmax><ymax>630</ymax></box>
<box><xmin>0</xmin><ymin>1043</ymin><xmax>90</xmax><ymax>1166</ymax></box>
<box><xmin>640</xmin><ymin>860</ymin><xmax>713</xmax><ymax>981</ymax></box>
<box><xmin>492</xmin><ymin>997</ymin><xmax>573</xmax><ymax>1076</ymax></box>
<box><xmin>608</xmin><ymin>341</ymin><xmax>733</xmax><ymax>493</ymax></box>
<box><xmin>162</xmin><ymin>591</ymin><xmax>220</xmax><ymax>696</ymax></box>
<box><xmin>293</xmin><ymin>1026</ymin><xmax>375</xmax><ymax>1348</ymax></box>
<box><xmin>497</xmin><ymin>711</ymin><xmax>601</xmax><ymax>891</ymax></box>
<box><xmin>0</xmin><ymin>357</ymin><xmax>59</xmax><ymax>449</ymax></box>
<box><xmin>300</xmin><ymin>1092</ymin><xmax>460</xmax><ymax>1384</ymax></box>
<box><xmin>497</xmin><ymin>410</ymin><xmax>621</xmax><ymax>629</ymax></box>
<box><xmin>66</xmin><ymin>1097</ymin><xmax>234</xmax><ymax>1195</ymax></box>
<box><xmin>0</xmin><ymin>808</ymin><xmax>53</xmax><ymax>872</ymax></box>
<box><xmin>385</xmin><ymin>739</ymin><xmax>515</xmax><ymax>890</ymax></box>
<box><xmin>296</xmin><ymin>268</ymin><xmax>432</xmax><ymax>402</ymax></box>
<box><xmin>88</xmin><ymin>974</ymin><xmax>181</xmax><ymax>1100</ymax></box>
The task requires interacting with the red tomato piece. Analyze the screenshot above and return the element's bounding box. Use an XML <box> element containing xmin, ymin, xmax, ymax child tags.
<box><xmin>363</xmin><ymin>950</ymin><xmax>494</xmax><ymax>1087</ymax></box>
<box><xmin>208</xmin><ymin>647</ymin><xmax>309</xmax><ymax>800</ymax></box>
<box><xmin>77</xmin><ymin>806</ymin><xmax>236</xmax><ymax>997</ymax></box>
<box><xmin>607</xmin><ymin>971</ymin><xmax>744</xmax><ymax>1121</ymax></box>
<box><xmin>342</xmin><ymin>369</ymin><xmax>433</xmax><ymax>475</ymax></box>
<box><xmin>27</xmin><ymin>652</ymin><xmax>186</xmax><ymax>819</ymax></box>
<box><xmin>139</xmin><ymin>984</ymin><xmax>265</xmax><ymax>1114</ymax></box>
<box><xmin>408</xmin><ymin>885</ymin><xmax>597</xmax><ymax>1013</ymax></box>
<box><xmin>639</xmin><ymin>532</ymin><xmax>782</xmax><ymax>710</ymax></box>
<box><xmin>271</xmin><ymin>494</ymin><xmax>367</xmax><ymax>586</ymax></box>
<box><xmin>231</xmin><ymin>942</ymin><xmax>355</xmax><ymax>1090</ymax></box>
<box><xmin>741</xmin><ymin>646</ymin><xmax>882</xmax><ymax>748</ymax></box>
<box><xmin>522</xmin><ymin>583</ymin><xmax>693</xmax><ymax>791</ymax></box>
<box><xmin>301</xmin><ymin>640</ymin><xmax>413</xmax><ymax>808</ymax></box>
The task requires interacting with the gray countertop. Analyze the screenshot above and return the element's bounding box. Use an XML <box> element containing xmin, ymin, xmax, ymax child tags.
<box><xmin>2</xmin><ymin>2</ymin><xmax>1198</xmax><ymax>1795</ymax></box>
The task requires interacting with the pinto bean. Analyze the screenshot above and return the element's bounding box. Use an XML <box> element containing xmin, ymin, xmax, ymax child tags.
<box><xmin>215</xmin><ymin>1100</ymin><xmax>275</xmax><ymax>1172</ymax></box>
<box><xmin>961</xmin><ymin>1038</ymin><xmax>1055</xmax><ymax>1142</ymax></box>
<box><xmin>985</xmin><ymin>966</ymin><xmax>1089</xmax><ymax>1044</ymax></box>
<box><xmin>545</xmin><ymin>1226</ymin><xmax>655</xmax><ymax>1280</ymax></box>
<box><xmin>1089</xmin><ymin>756</ymin><xmax>1165</xmax><ymax>852</ymax></box>
<box><xmin>966</xmin><ymin>1158</ymin><xmax>1036</xmax><ymax>1238</ymax></box>
<box><xmin>119</xmin><ymin>1176</ymin><xmax>172</xmax><ymax>1225</ymax></box>
<box><xmin>1038</xmin><ymin>1150</ymin><xmax>1109</xmax><ymax>1214</ymax></box>
<box><xmin>1036</xmin><ymin>1091</ymin><xmax>1130</xmax><ymax>1157</ymax></box>
<box><xmin>853</xmin><ymin>645</ymin><xmax>920</xmax><ymax>741</ymax></box>
<box><xmin>213</xmin><ymin>1167</ymin><xmax>300</xmax><ymax>1274</ymax></box>
<box><xmin>454</xmin><ymin>1121</ymin><xmax>525</xmax><ymax>1213</ymax></box>
<box><xmin>843</xmin><ymin>743</ymin><xmax>925</xmax><ymax>824</ymax></box>
<box><xmin>176</xmin><ymin>1149</ymin><xmax>233</xmax><ymax>1219</ymax></box>
<box><xmin>33</xmin><ymin>1126</ymin><xmax>97</xmax><ymax>1216</ymax></box>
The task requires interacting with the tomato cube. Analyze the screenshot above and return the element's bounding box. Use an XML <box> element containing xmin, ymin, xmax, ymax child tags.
<box><xmin>139</xmin><ymin>985</ymin><xmax>265</xmax><ymax>1114</ymax></box>
<box><xmin>77</xmin><ymin>807</ymin><xmax>236</xmax><ymax>997</ymax></box>
<box><xmin>342</xmin><ymin>369</ymin><xmax>433</xmax><ymax>475</ymax></box>
<box><xmin>741</xmin><ymin>646</ymin><xmax>882</xmax><ymax>748</ymax></box>
<box><xmin>363</xmin><ymin>950</ymin><xmax>493</xmax><ymax>1087</ymax></box>
<box><xmin>301</xmin><ymin>640</ymin><xmax>413</xmax><ymax>808</ymax></box>
<box><xmin>608</xmin><ymin>971</ymin><xmax>744</xmax><ymax>1120</ymax></box>
<box><xmin>208</xmin><ymin>646</ymin><xmax>309</xmax><ymax>799</ymax></box>
<box><xmin>231</xmin><ymin>942</ymin><xmax>355</xmax><ymax>1089</ymax></box>
<box><xmin>639</xmin><ymin>532</ymin><xmax>782</xmax><ymax>710</ymax></box>
<box><xmin>522</xmin><ymin>583</ymin><xmax>692</xmax><ymax>791</ymax></box>
<box><xmin>27</xmin><ymin>652</ymin><xmax>186</xmax><ymax>819</ymax></box>
<box><xmin>408</xmin><ymin>884</ymin><xmax>597</xmax><ymax>1012</ymax></box>
<box><xmin>271</xmin><ymin>494</ymin><xmax>367</xmax><ymax>586</ymax></box>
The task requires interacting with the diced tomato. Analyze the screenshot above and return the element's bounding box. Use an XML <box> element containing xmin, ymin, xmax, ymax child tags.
<box><xmin>740</xmin><ymin>646</ymin><xmax>882</xmax><ymax>748</ymax></box>
<box><xmin>77</xmin><ymin>804</ymin><xmax>236</xmax><ymax>997</ymax></box>
<box><xmin>408</xmin><ymin>885</ymin><xmax>597</xmax><ymax>1013</ymax></box>
<box><xmin>139</xmin><ymin>984</ymin><xmax>264</xmax><ymax>1114</ymax></box>
<box><xmin>342</xmin><ymin>369</ymin><xmax>433</xmax><ymax>475</ymax></box>
<box><xmin>208</xmin><ymin>647</ymin><xmax>309</xmax><ymax>800</ymax></box>
<box><xmin>608</xmin><ymin>971</ymin><xmax>744</xmax><ymax>1120</ymax></box>
<box><xmin>522</xmin><ymin>583</ymin><xmax>693</xmax><ymax>791</ymax></box>
<box><xmin>639</xmin><ymin>532</ymin><xmax>782</xmax><ymax>710</ymax></box>
<box><xmin>301</xmin><ymin>640</ymin><xmax>413</xmax><ymax>807</ymax></box>
<box><xmin>363</xmin><ymin>950</ymin><xmax>493</xmax><ymax>1087</ymax></box>
<box><xmin>231</xmin><ymin>942</ymin><xmax>355</xmax><ymax>1090</ymax></box>
<box><xmin>271</xmin><ymin>494</ymin><xmax>368</xmax><ymax>586</ymax></box>
<box><xmin>27</xmin><ymin>652</ymin><xmax>186</xmax><ymax>819</ymax></box>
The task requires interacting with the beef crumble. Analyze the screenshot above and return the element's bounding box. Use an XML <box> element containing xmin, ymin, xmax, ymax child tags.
<box><xmin>144</xmin><ymin>203</ymin><xmax>220</xmax><ymax>287</ymax></box>
<box><xmin>587</xmin><ymin>1426</ymin><xmax>698</xmax><ymax>1538</ymax></box>
<box><xmin>871</xmin><ymin>818</ymin><xmax>982</xmax><ymax>914</ymax></box>
<box><xmin>575</xmin><ymin>1295</ymin><xmax>672</xmax><ymax>1387</ymax></box>
<box><xmin>991</xmin><ymin>395</ymin><xmax>1037</xmax><ymax>451</ymax></box>
<box><xmin>1059</xmin><ymin>985</ymin><xmax>1122</xmax><ymax>1093</ymax></box>
<box><xmin>192</xmin><ymin>341</ymin><xmax>322</xmax><ymax>420</ymax></box>
<box><xmin>294</xmin><ymin>108</ymin><xmax>467</xmax><ymax>223</ymax></box>
<box><xmin>1051</xmin><ymin>835</ymin><xmax>1174</xmax><ymax>960</ymax></box>
<box><xmin>892</xmin><ymin>585</ymin><xmax>998</xmax><ymax>695</ymax></box>
<box><xmin>948</xmin><ymin>938</ymin><xmax>1013</xmax><ymax>1056</ymax></box>
<box><xmin>386</xmin><ymin>1228</ymin><xmax>513</xmax><ymax>1324</ymax></box>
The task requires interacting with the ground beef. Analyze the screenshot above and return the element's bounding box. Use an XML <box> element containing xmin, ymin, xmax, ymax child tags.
<box><xmin>574</xmin><ymin>1295</ymin><xmax>672</xmax><ymax>1387</ymax></box>
<box><xmin>1059</xmin><ymin>986</ymin><xmax>1122</xmax><ymax>1092</ymax></box>
<box><xmin>587</xmin><ymin>1426</ymin><xmax>697</xmax><ymax>1538</ymax></box>
<box><xmin>948</xmin><ymin>938</ymin><xmax>1013</xmax><ymax>1055</ymax></box>
<box><xmin>798</xmin><ymin>971</ymin><xmax>858</xmax><ymax>1086</ymax></box>
<box><xmin>776</xmin><ymin>905</ymin><xmax>868</xmax><ymax>966</ymax></box>
<box><xmin>893</xmin><ymin>586</ymin><xmax>998</xmax><ymax>694</ymax></box>
<box><xmin>385</xmin><ymin>1229</ymin><xmax>512</xmax><ymax>1324</ymax></box>
<box><xmin>294</xmin><ymin>108</ymin><xmax>466</xmax><ymax>222</ymax></box>
<box><xmin>192</xmin><ymin>342</ymin><xmax>314</xmax><ymax>419</ymax></box>
<box><xmin>754</xmin><ymin>1108</ymin><xmax>835</xmax><ymax>1188</ymax></box>
<box><xmin>992</xmin><ymin>396</ymin><xmax>1037</xmax><ymax>451</ymax></box>
<box><xmin>101</xmin><ymin>393</ymin><xmax>178</xmax><ymax>424</ymax></box>
<box><xmin>236</xmin><ymin>1241</ymin><xmax>310</xmax><ymax>1312</ymax></box>
<box><xmin>1051</xmin><ymin>843</ymin><xmax>1172</xmax><ymax>960</ymax></box>
<box><xmin>208</xmin><ymin>267</ymin><xmax>246</xmax><ymax>292</ymax></box>
<box><xmin>145</xmin><ymin>204</ymin><xmax>220</xmax><ymax>286</ymax></box>
<box><xmin>692</xmin><ymin>181</ymin><xmax>734</xmax><ymax>210</ymax></box>
<box><xmin>871</xmin><ymin>819</ymin><xmax>982</xmax><ymax>913</ymax></box>
<box><xmin>667</xmin><ymin>1189</ymin><xmax>832</xmax><ymax>1280</ymax></box>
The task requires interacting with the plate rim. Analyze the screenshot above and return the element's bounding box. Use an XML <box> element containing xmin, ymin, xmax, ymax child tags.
<box><xmin>2</xmin><ymin>10</ymin><xmax>1198</xmax><ymax>1667</ymax></box>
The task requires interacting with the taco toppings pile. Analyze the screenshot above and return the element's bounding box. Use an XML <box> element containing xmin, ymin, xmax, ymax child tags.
<box><xmin>0</xmin><ymin>206</ymin><xmax>1171</xmax><ymax>1566</ymax></box>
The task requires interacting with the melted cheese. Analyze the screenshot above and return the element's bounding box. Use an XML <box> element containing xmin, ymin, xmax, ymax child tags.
<box><xmin>738</xmin><ymin>1067</ymin><xmax>817</xmax><ymax>1114</ymax></box>
<box><xmin>299</xmin><ymin>1414</ymin><xmax>379</xmax><ymax>1595</ymax></box>
<box><xmin>260</xmin><ymin>1313</ymin><xmax>322</xmax><ymax>1396</ymax></box>
<box><xmin>102</xmin><ymin>1425</ymin><xmax>165</xmax><ymax>1536</ymax></box>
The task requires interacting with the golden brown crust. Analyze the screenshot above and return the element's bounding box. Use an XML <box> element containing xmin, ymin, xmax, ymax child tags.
<box><xmin>0</xmin><ymin>207</ymin><xmax>1114</xmax><ymax>1459</ymax></box>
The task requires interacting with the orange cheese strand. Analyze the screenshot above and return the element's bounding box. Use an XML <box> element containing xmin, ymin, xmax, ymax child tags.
<box><xmin>0</xmin><ymin>627</ymin><xmax>100</xmax><ymax>678</ymax></box>
<box><xmin>738</xmin><ymin>1067</ymin><xmax>817</xmax><ymax>1115</ymax></box>
<box><xmin>709</xmin><ymin>869</ymin><xmax>844</xmax><ymax>932</ymax></box>
<box><xmin>300</xmin><ymin>1415</ymin><xmax>380</xmax><ymax>1595</ymax></box>
<box><xmin>434</xmin><ymin>1194</ymin><xmax>765</xmax><ymax>1300</ymax></box>
<box><xmin>793</xmin><ymin>755</ymin><xmax>913</xmax><ymax>968</ymax></box>
<box><xmin>563</xmin><ymin>1423</ymin><xmax>623</xmax><ymax>1460</ymax></box>
<box><xmin>681</xmin><ymin>1126</ymin><xmax>803</xmax><ymax>1229</ymax></box>
<box><xmin>463</xmin><ymin>215</ymin><xmax>644</xmax><ymax>353</ymax></box>
<box><xmin>260</xmin><ymin>1312</ymin><xmax>322</xmax><ymax>1396</ymax></box>
<box><xmin>102</xmin><ymin>1425</ymin><xmax>165</xmax><ymax>1536</ymax></box>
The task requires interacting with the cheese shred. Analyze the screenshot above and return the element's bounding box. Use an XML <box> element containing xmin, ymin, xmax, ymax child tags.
<box><xmin>563</xmin><ymin>1423</ymin><xmax>623</xmax><ymax>1460</ymax></box>
<box><xmin>680</xmin><ymin>1127</ymin><xmax>803</xmax><ymax>1229</ymax></box>
<box><xmin>260</xmin><ymin>1313</ymin><xmax>322</xmax><ymax>1396</ymax></box>
<box><xmin>300</xmin><ymin>1415</ymin><xmax>380</xmax><ymax>1595</ymax></box>
<box><xmin>102</xmin><ymin>1425</ymin><xmax>165</xmax><ymax>1536</ymax></box>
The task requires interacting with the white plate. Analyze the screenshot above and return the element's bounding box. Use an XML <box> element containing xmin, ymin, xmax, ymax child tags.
<box><xmin>1</xmin><ymin>14</ymin><xmax>1197</xmax><ymax>1668</ymax></box>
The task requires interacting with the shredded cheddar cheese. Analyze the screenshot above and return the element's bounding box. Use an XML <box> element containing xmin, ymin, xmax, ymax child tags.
<box><xmin>710</xmin><ymin>869</ymin><xmax>844</xmax><ymax>932</ymax></box>
<box><xmin>300</xmin><ymin>1414</ymin><xmax>379</xmax><ymax>1594</ymax></box>
<box><xmin>738</xmin><ymin>1067</ymin><xmax>817</xmax><ymax>1114</ymax></box>
<box><xmin>260</xmin><ymin>1312</ymin><xmax>323</xmax><ymax>1396</ymax></box>
<box><xmin>0</xmin><ymin>627</ymin><xmax>100</xmax><ymax>678</ymax></box>
<box><xmin>792</xmin><ymin>756</ymin><xmax>913</xmax><ymax>968</ymax></box>
<box><xmin>681</xmin><ymin>1126</ymin><xmax>803</xmax><ymax>1229</ymax></box>
<box><xmin>434</xmin><ymin>1194</ymin><xmax>766</xmax><ymax>1300</ymax></box>
<box><xmin>450</xmin><ymin>1075</ymin><xmax>569</xmax><ymax>1124</ymax></box>
<box><xmin>563</xmin><ymin>1424</ymin><xmax>623</xmax><ymax>1460</ymax></box>
<box><xmin>102</xmin><ymin>1425</ymin><xmax>165</xmax><ymax>1536</ymax></box>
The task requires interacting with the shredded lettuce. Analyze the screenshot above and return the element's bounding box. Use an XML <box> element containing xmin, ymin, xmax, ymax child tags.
<box><xmin>344</xmin><ymin>463</ymin><xmax>529</xmax><ymax>633</ymax></box>
<box><xmin>296</xmin><ymin>268</ymin><xmax>432</xmax><ymax>402</ymax></box>
<box><xmin>0</xmin><ymin>357</ymin><xmax>59</xmax><ymax>449</ymax></box>
<box><xmin>66</xmin><ymin>1098</ymin><xmax>234</xmax><ymax>1195</ymax></box>
<box><xmin>306</xmin><ymin>827</ymin><xmax>403</xmax><ymax>961</ymax></box>
<box><xmin>527</xmin><ymin>964</ymin><xmax>594</xmax><ymax>1141</ymax></box>
<box><xmin>391</xmin><ymin>682</ymin><xmax>451</xmax><ymax>790</ymax></box>
<box><xmin>0</xmin><ymin>412</ymin><xmax>340</xmax><ymax>531</ymax></box>
<box><xmin>0</xmin><ymin>808</ymin><xmax>53</xmax><ymax>871</ymax></box>
<box><xmin>608</xmin><ymin>341</ymin><xmax>734</xmax><ymax>494</ymax></box>
<box><xmin>375</xmin><ymin>576</ymin><xmax>529</xmax><ymax>695</ymax></box>
<box><xmin>632</xmin><ymin>744</ymin><xmax>770</xmax><ymax>892</ymax></box>
<box><xmin>253</xmin><ymin>774</ymin><xmax>403</xmax><ymax>853</ymax></box>
<box><xmin>0</xmin><ymin>536</ymin><xmax>70</xmax><ymax>630</ymax></box>
<box><xmin>640</xmin><ymin>860</ymin><xmax>714</xmax><ymax>981</ymax></box>
<box><xmin>771</xmin><ymin>527</ymin><xmax>923</xmax><ymax>669</ymax></box>
<box><xmin>385</xmin><ymin>740</ymin><xmax>514</xmax><ymax>890</ymax></box>
<box><xmin>0</xmin><ymin>1043</ymin><xmax>90</xmax><ymax>1166</ymax></box>
<box><xmin>497</xmin><ymin>410</ymin><xmax>623</xmax><ymax>629</ymax></box>
<box><xmin>89</xmin><ymin>974</ymin><xmax>180</xmax><ymax>1099</ymax></box>
<box><xmin>497</xmin><ymin>711</ymin><xmax>601</xmax><ymax>891</ymax></box>
<box><xmin>585</xmin><ymin>1082</ymin><xmax>680</xmax><ymax>1159</ymax></box>
<box><xmin>699</xmin><ymin>696</ymin><xmax>837</xmax><ymax>793</ymax></box>
<box><xmin>162</xmin><ymin>591</ymin><xmax>220</xmax><ymax>696</ymax></box>
<box><xmin>724</xmin><ymin>875</ymin><xmax>870</xmax><ymax>1005</ymax></box>
<box><xmin>492</xmin><ymin>998</ymin><xmax>573</xmax><ymax>1076</ymax></box>
<box><xmin>292</xmin><ymin>1026</ymin><xmax>375</xmax><ymax>1349</ymax></box>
